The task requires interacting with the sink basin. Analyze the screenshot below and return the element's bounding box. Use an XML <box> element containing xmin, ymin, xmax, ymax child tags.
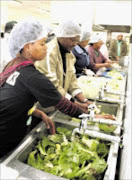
<box><xmin>54</xmin><ymin>102</ymin><xmax>122</xmax><ymax>135</ymax></box>
<box><xmin>3</xmin><ymin>119</ymin><xmax>119</xmax><ymax>180</ymax></box>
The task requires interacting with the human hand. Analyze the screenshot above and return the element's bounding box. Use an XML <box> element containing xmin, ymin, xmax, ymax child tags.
<box><xmin>105</xmin><ymin>63</ymin><xmax>112</xmax><ymax>68</ymax></box>
<box><xmin>32</xmin><ymin>109</ymin><xmax>55</xmax><ymax>134</ymax></box>
<box><xmin>74</xmin><ymin>101</ymin><xmax>89</xmax><ymax>113</ymax></box>
<box><xmin>112</xmin><ymin>61</ymin><xmax>119</xmax><ymax>64</ymax></box>
<box><xmin>85</xmin><ymin>100</ymin><xmax>93</xmax><ymax>106</ymax></box>
<box><xmin>95</xmin><ymin>114</ymin><xmax>116</xmax><ymax>120</ymax></box>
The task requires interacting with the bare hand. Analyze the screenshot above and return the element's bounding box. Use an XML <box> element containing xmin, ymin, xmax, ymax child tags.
<box><xmin>74</xmin><ymin>101</ymin><xmax>89</xmax><ymax>113</ymax></box>
<box><xmin>112</xmin><ymin>61</ymin><xmax>119</xmax><ymax>64</ymax></box>
<box><xmin>95</xmin><ymin>114</ymin><xmax>116</xmax><ymax>120</ymax></box>
<box><xmin>32</xmin><ymin>109</ymin><xmax>55</xmax><ymax>134</ymax></box>
<box><xmin>105</xmin><ymin>63</ymin><xmax>112</xmax><ymax>68</ymax></box>
<box><xmin>85</xmin><ymin>100</ymin><xmax>93</xmax><ymax>106</ymax></box>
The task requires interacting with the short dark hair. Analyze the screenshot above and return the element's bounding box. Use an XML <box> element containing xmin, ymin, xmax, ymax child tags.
<box><xmin>4</xmin><ymin>21</ymin><xmax>17</xmax><ymax>33</ymax></box>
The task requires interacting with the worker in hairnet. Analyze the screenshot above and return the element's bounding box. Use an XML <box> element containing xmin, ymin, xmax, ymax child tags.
<box><xmin>35</xmin><ymin>20</ymin><xmax>93</xmax><ymax>111</ymax></box>
<box><xmin>87</xmin><ymin>35</ymin><xmax>117</xmax><ymax>74</ymax></box>
<box><xmin>72</xmin><ymin>30</ymin><xmax>95</xmax><ymax>77</ymax></box>
<box><xmin>0</xmin><ymin>18</ymin><xmax>89</xmax><ymax>158</ymax></box>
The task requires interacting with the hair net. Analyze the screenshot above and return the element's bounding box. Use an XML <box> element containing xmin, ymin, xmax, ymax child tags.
<box><xmin>56</xmin><ymin>20</ymin><xmax>81</xmax><ymax>38</ymax></box>
<box><xmin>80</xmin><ymin>31</ymin><xmax>91</xmax><ymax>42</ymax></box>
<box><xmin>8</xmin><ymin>17</ymin><xmax>48</xmax><ymax>58</ymax></box>
<box><xmin>88</xmin><ymin>35</ymin><xmax>103</xmax><ymax>44</ymax></box>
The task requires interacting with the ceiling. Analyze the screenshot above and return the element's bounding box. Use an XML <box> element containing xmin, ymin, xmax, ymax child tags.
<box><xmin>1</xmin><ymin>0</ymin><xmax>131</xmax><ymax>34</ymax></box>
<box><xmin>100</xmin><ymin>25</ymin><xmax>131</xmax><ymax>33</ymax></box>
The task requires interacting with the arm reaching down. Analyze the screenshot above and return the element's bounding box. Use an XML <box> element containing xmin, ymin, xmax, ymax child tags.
<box><xmin>32</xmin><ymin>109</ymin><xmax>55</xmax><ymax>134</ymax></box>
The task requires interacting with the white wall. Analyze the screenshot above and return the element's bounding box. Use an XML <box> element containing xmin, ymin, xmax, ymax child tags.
<box><xmin>94</xmin><ymin>1</ymin><xmax>131</xmax><ymax>26</ymax></box>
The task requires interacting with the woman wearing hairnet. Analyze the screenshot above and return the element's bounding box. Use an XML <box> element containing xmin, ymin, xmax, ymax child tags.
<box><xmin>0</xmin><ymin>18</ymin><xmax>116</xmax><ymax>159</ymax></box>
<box><xmin>72</xmin><ymin>30</ymin><xmax>95</xmax><ymax>77</ymax></box>
<box><xmin>86</xmin><ymin>35</ymin><xmax>117</xmax><ymax>74</ymax></box>
<box><xmin>0</xmin><ymin>18</ymin><xmax>87</xmax><ymax>158</ymax></box>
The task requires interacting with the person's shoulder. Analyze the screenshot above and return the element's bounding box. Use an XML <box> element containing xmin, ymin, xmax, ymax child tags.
<box><xmin>19</xmin><ymin>65</ymin><xmax>36</xmax><ymax>77</ymax></box>
<box><xmin>88</xmin><ymin>46</ymin><xmax>94</xmax><ymax>53</ymax></box>
<box><xmin>72</xmin><ymin>45</ymin><xmax>81</xmax><ymax>54</ymax></box>
<box><xmin>19</xmin><ymin>65</ymin><xmax>47</xmax><ymax>83</ymax></box>
<box><xmin>122</xmin><ymin>40</ymin><xmax>127</xmax><ymax>44</ymax></box>
<box><xmin>111</xmin><ymin>39</ymin><xmax>116</xmax><ymax>43</ymax></box>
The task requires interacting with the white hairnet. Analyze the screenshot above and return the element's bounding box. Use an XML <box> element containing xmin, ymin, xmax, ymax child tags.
<box><xmin>89</xmin><ymin>35</ymin><xmax>103</xmax><ymax>44</ymax></box>
<box><xmin>56</xmin><ymin>20</ymin><xmax>81</xmax><ymax>38</ymax></box>
<box><xmin>80</xmin><ymin>31</ymin><xmax>91</xmax><ymax>42</ymax></box>
<box><xmin>9</xmin><ymin>17</ymin><xmax>48</xmax><ymax>58</ymax></box>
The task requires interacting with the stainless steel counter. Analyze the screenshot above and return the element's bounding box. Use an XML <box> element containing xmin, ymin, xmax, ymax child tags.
<box><xmin>1</xmin><ymin>110</ymin><xmax>121</xmax><ymax>180</ymax></box>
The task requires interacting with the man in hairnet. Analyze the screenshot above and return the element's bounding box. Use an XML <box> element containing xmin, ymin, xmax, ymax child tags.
<box><xmin>35</xmin><ymin>20</ymin><xmax>92</xmax><ymax>112</ymax></box>
<box><xmin>109</xmin><ymin>33</ymin><xmax>128</xmax><ymax>61</ymax></box>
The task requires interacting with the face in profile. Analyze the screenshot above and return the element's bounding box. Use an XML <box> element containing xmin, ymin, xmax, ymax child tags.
<box><xmin>29</xmin><ymin>38</ymin><xmax>47</xmax><ymax>61</ymax></box>
<box><xmin>93</xmin><ymin>40</ymin><xmax>103</xmax><ymax>51</ymax></box>
<box><xmin>60</xmin><ymin>35</ymin><xmax>80</xmax><ymax>51</ymax></box>
<box><xmin>79</xmin><ymin>39</ymin><xmax>90</xmax><ymax>48</ymax></box>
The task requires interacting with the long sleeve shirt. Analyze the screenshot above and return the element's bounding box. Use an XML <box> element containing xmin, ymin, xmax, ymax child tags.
<box><xmin>87</xmin><ymin>46</ymin><xmax>107</xmax><ymax>73</ymax></box>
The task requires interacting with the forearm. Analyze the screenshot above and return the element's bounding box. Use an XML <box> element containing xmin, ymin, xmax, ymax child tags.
<box><xmin>32</xmin><ymin>108</ymin><xmax>43</xmax><ymax>118</ymax></box>
<box><xmin>95</xmin><ymin>63</ymin><xmax>109</xmax><ymax>69</ymax></box>
<box><xmin>106</xmin><ymin>59</ymin><xmax>112</xmax><ymax>63</ymax></box>
<box><xmin>75</xmin><ymin>93</ymin><xmax>86</xmax><ymax>102</ymax></box>
<box><xmin>55</xmin><ymin>97</ymin><xmax>82</xmax><ymax>118</ymax></box>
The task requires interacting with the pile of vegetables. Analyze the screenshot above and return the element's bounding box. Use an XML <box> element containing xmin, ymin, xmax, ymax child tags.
<box><xmin>111</xmin><ymin>63</ymin><xmax>121</xmax><ymax>70</ymax></box>
<box><xmin>77</xmin><ymin>76</ymin><xmax>103</xmax><ymax>99</ymax></box>
<box><xmin>107</xmin><ymin>70</ymin><xmax>124</xmax><ymax>80</ymax></box>
<box><xmin>27</xmin><ymin>127</ymin><xmax>110</xmax><ymax>180</ymax></box>
<box><xmin>106</xmin><ymin>79</ymin><xmax>122</xmax><ymax>92</ymax></box>
<box><xmin>77</xmin><ymin>76</ymin><xmax>124</xmax><ymax>99</ymax></box>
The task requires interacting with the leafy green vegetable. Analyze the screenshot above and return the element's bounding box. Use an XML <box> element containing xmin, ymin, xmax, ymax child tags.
<box><xmin>97</xmin><ymin>142</ymin><xmax>109</xmax><ymax>158</ymax></box>
<box><xmin>88</xmin><ymin>158</ymin><xmax>108</xmax><ymax>174</ymax></box>
<box><xmin>98</xmin><ymin>124</ymin><xmax>117</xmax><ymax>133</ymax></box>
<box><xmin>27</xmin><ymin>127</ymin><xmax>109</xmax><ymax>180</ymax></box>
<box><xmin>48</xmin><ymin>134</ymin><xmax>64</xmax><ymax>143</ymax></box>
<box><xmin>56</xmin><ymin>127</ymin><xmax>72</xmax><ymax>136</ymax></box>
<box><xmin>82</xmin><ymin>136</ymin><xmax>99</xmax><ymax>151</ymax></box>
